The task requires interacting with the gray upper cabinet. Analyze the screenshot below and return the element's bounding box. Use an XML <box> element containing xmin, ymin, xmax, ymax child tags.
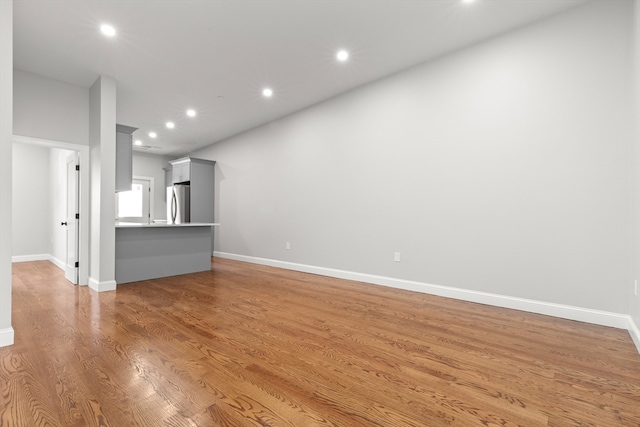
<box><xmin>171</xmin><ymin>160</ymin><xmax>190</xmax><ymax>184</ymax></box>
<box><xmin>168</xmin><ymin>157</ymin><xmax>216</xmax><ymax>223</ymax></box>
<box><xmin>115</xmin><ymin>124</ymin><xmax>137</xmax><ymax>193</ymax></box>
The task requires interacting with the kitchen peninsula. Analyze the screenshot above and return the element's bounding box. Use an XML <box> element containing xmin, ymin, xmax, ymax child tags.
<box><xmin>115</xmin><ymin>222</ymin><xmax>219</xmax><ymax>284</ymax></box>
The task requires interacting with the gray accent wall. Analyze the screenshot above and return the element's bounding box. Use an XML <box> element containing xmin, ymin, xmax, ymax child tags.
<box><xmin>192</xmin><ymin>0</ymin><xmax>637</xmax><ymax>315</ymax></box>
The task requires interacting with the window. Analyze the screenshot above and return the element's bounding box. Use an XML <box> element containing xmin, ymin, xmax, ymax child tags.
<box><xmin>117</xmin><ymin>183</ymin><xmax>143</xmax><ymax>218</ymax></box>
<box><xmin>116</xmin><ymin>177</ymin><xmax>152</xmax><ymax>223</ymax></box>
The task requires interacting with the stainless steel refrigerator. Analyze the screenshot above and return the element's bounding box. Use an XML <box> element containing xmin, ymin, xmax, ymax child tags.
<box><xmin>167</xmin><ymin>184</ymin><xmax>190</xmax><ymax>224</ymax></box>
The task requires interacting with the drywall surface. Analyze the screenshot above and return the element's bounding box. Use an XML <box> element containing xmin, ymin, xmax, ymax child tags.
<box><xmin>0</xmin><ymin>0</ymin><xmax>13</xmax><ymax>346</ymax></box>
<box><xmin>193</xmin><ymin>0</ymin><xmax>636</xmax><ymax>315</ymax></box>
<box><xmin>13</xmin><ymin>70</ymin><xmax>89</xmax><ymax>145</ymax></box>
<box><xmin>12</xmin><ymin>143</ymin><xmax>50</xmax><ymax>257</ymax></box>
<box><xmin>88</xmin><ymin>75</ymin><xmax>117</xmax><ymax>291</ymax></box>
<box><xmin>632</xmin><ymin>0</ymin><xmax>640</xmax><ymax>333</ymax></box>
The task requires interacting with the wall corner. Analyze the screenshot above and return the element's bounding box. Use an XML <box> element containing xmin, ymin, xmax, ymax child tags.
<box><xmin>0</xmin><ymin>0</ymin><xmax>14</xmax><ymax>347</ymax></box>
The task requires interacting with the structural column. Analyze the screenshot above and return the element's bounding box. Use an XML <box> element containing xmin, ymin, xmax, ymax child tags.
<box><xmin>89</xmin><ymin>76</ymin><xmax>118</xmax><ymax>292</ymax></box>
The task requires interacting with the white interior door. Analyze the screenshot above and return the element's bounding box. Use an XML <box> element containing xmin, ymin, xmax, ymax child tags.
<box><xmin>65</xmin><ymin>153</ymin><xmax>79</xmax><ymax>284</ymax></box>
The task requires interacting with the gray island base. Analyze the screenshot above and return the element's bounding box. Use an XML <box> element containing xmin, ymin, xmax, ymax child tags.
<box><xmin>115</xmin><ymin>223</ymin><xmax>219</xmax><ymax>284</ymax></box>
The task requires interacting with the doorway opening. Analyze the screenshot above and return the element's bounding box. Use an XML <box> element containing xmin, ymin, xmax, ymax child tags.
<box><xmin>12</xmin><ymin>135</ymin><xmax>89</xmax><ymax>286</ymax></box>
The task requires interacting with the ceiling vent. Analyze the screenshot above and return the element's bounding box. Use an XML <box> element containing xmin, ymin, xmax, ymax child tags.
<box><xmin>133</xmin><ymin>145</ymin><xmax>161</xmax><ymax>151</ymax></box>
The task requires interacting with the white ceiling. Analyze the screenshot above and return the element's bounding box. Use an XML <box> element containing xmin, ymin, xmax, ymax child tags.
<box><xmin>14</xmin><ymin>0</ymin><xmax>588</xmax><ymax>157</ymax></box>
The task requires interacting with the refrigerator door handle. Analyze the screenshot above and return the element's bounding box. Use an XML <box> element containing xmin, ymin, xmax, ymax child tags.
<box><xmin>171</xmin><ymin>189</ymin><xmax>177</xmax><ymax>223</ymax></box>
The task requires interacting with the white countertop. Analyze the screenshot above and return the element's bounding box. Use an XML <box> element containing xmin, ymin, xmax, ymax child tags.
<box><xmin>116</xmin><ymin>222</ymin><xmax>219</xmax><ymax>228</ymax></box>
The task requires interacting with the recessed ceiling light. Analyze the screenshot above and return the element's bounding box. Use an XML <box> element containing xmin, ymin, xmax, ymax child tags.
<box><xmin>100</xmin><ymin>24</ymin><xmax>116</xmax><ymax>37</ymax></box>
<box><xmin>462</xmin><ymin>0</ymin><xmax>476</xmax><ymax>3</ymax></box>
<box><xmin>186</xmin><ymin>109</ymin><xmax>196</xmax><ymax>117</ymax></box>
<box><xmin>262</xmin><ymin>88</ymin><xmax>273</xmax><ymax>98</ymax></box>
<box><xmin>149</xmin><ymin>132</ymin><xmax>157</xmax><ymax>138</ymax></box>
<box><xmin>166</xmin><ymin>121</ymin><xmax>175</xmax><ymax>129</ymax></box>
<box><xmin>336</xmin><ymin>50</ymin><xmax>349</xmax><ymax>62</ymax></box>
<box><xmin>134</xmin><ymin>140</ymin><xmax>142</xmax><ymax>146</ymax></box>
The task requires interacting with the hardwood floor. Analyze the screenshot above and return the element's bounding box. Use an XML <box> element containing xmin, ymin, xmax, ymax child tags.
<box><xmin>1</xmin><ymin>258</ymin><xmax>639</xmax><ymax>426</ymax></box>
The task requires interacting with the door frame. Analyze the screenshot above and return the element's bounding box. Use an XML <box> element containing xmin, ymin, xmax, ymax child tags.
<box><xmin>65</xmin><ymin>152</ymin><xmax>79</xmax><ymax>284</ymax></box>
<box><xmin>13</xmin><ymin>135</ymin><xmax>90</xmax><ymax>286</ymax></box>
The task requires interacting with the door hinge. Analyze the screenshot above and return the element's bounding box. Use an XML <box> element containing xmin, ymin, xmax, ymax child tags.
<box><xmin>75</xmin><ymin>213</ymin><xmax>79</xmax><ymax>219</ymax></box>
<box><xmin>75</xmin><ymin>261</ymin><xmax>79</xmax><ymax>268</ymax></box>
<box><xmin>75</xmin><ymin>165</ymin><xmax>80</xmax><ymax>171</ymax></box>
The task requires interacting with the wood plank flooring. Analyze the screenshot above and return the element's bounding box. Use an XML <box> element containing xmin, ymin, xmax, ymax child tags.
<box><xmin>1</xmin><ymin>258</ymin><xmax>639</xmax><ymax>426</ymax></box>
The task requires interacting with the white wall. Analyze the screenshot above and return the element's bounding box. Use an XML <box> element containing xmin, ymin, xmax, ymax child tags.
<box><xmin>11</xmin><ymin>145</ymin><xmax>75</xmax><ymax>265</ymax></box>
<box><xmin>12</xmin><ymin>143</ymin><xmax>49</xmax><ymax>258</ymax></box>
<box><xmin>632</xmin><ymin>0</ymin><xmax>640</xmax><ymax>338</ymax></box>
<box><xmin>193</xmin><ymin>0</ymin><xmax>636</xmax><ymax>316</ymax></box>
<box><xmin>0</xmin><ymin>0</ymin><xmax>14</xmax><ymax>347</ymax></box>
<box><xmin>13</xmin><ymin>70</ymin><xmax>89</xmax><ymax>145</ymax></box>
<box><xmin>132</xmin><ymin>152</ymin><xmax>172</xmax><ymax>221</ymax></box>
<box><xmin>88</xmin><ymin>76</ymin><xmax>117</xmax><ymax>292</ymax></box>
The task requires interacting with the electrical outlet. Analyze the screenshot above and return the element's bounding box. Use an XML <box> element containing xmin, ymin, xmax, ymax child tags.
<box><xmin>394</xmin><ymin>252</ymin><xmax>400</xmax><ymax>262</ymax></box>
<box><xmin>286</xmin><ymin>242</ymin><xmax>291</xmax><ymax>250</ymax></box>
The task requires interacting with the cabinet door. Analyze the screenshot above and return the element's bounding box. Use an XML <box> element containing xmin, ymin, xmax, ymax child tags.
<box><xmin>172</xmin><ymin>162</ymin><xmax>191</xmax><ymax>183</ymax></box>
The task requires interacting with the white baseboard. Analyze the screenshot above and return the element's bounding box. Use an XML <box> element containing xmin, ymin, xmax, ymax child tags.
<box><xmin>629</xmin><ymin>316</ymin><xmax>640</xmax><ymax>355</ymax></box>
<box><xmin>12</xmin><ymin>254</ymin><xmax>64</xmax><ymax>271</ymax></box>
<box><xmin>88</xmin><ymin>277</ymin><xmax>117</xmax><ymax>292</ymax></box>
<box><xmin>12</xmin><ymin>254</ymin><xmax>49</xmax><ymax>263</ymax></box>
<box><xmin>215</xmin><ymin>252</ymin><xmax>637</xmax><ymax>343</ymax></box>
<box><xmin>48</xmin><ymin>255</ymin><xmax>88</xmax><ymax>286</ymax></box>
<box><xmin>48</xmin><ymin>255</ymin><xmax>65</xmax><ymax>271</ymax></box>
<box><xmin>0</xmin><ymin>327</ymin><xmax>14</xmax><ymax>347</ymax></box>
